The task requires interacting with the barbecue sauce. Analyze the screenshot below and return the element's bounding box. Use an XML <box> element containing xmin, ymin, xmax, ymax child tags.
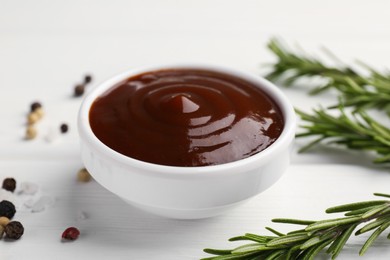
<box><xmin>89</xmin><ymin>69</ymin><xmax>284</xmax><ymax>167</ymax></box>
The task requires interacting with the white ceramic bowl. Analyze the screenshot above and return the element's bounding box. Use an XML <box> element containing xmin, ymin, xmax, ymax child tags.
<box><xmin>78</xmin><ymin>63</ymin><xmax>296</xmax><ymax>219</ymax></box>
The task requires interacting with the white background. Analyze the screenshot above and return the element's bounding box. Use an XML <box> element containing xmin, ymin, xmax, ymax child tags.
<box><xmin>1</xmin><ymin>0</ymin><xmax>390</xmax><ymax>259</ymax></box>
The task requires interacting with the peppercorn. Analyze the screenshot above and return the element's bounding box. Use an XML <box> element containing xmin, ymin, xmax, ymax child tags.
<box><xmin>0</xmin><ymin>216</ymin><xmax>10</xmax><ymax>227</ymax></box>
<box><xmin>4</xmin><ymin>221</ymin><xmax>24</xmax><ymax>240</ymax></box>
<box><xmin>34</xmin><ymin>107</ymin><xmax>44</xmax><ymax>119</ymax></box>
<box><xmin>62</xmin><ymin>227</ymin><xmax>80</xmax><ymax>241</ymax></box>
<box><xmin>30</xmin><ymin>102</ymin><xmax>42</xmax><ymax>112</ymax></box>
<box><xmin>0</xmin><ymin>200</ymin><xmax>16</xmax><ymax>219</ymax></box>
<box><xmin>2</xmin><ymin>178</ymin><xmax>16</xmax><ymax>192</ymax></box>
<box><xmin>74</xmin><ymin>84</ymin><xmax>85</xmax><ymax>97</ymax></box>
<box><xmin>25</xmin><ymin>125</ymin><xmax>37</xmax><ymax>140</ymax></box>
<box><xmin>84</xmin><ymin>74</ymin><xmax>92</xmax><ymax>84</ymax></box>
<box><xmin>77</xmin><ymin>168</ymin><xmax>92</xmax><ymax>182</ymax></box>
<box><xmin>27</xmin><ymin>112</ymin><xmax>40</xmax><ymax>125</ymax></box>
<box><xmin>60</xmin><ymin>123</ymin><xmax>69</xmax><ymax>134</ymax></box>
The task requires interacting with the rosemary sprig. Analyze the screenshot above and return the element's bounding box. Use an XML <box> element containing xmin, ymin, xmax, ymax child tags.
<box><xmin>265</xmin><ymin>39</ymin><xmax>390</xmax><ymax>162</ymax></box>
<box><xmin>202</xmin><ymin>193</ymin><xmax>390</xmax><ymax>260</ymax></box>
<box><xmin>265</xmin><ymin>38</ymin><xmax>390</xmax><ymax>112</ymax></box>
<box><xmin>295</xmin><ymin>106</ymin><xmax>390</xmax><ymax>164</ymax></box>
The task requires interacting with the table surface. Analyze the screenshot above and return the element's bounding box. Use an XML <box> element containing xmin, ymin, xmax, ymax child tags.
<box><xmin>1</xmin><ymin>1</ymin><xmax>390</xmax><ymax>259</ymax></box>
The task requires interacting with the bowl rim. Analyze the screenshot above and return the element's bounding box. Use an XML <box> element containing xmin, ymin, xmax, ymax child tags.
<box><xmin>78</xmin><ymin>62</ymin><xmax>296</xmax><ymax>177</ymax></box>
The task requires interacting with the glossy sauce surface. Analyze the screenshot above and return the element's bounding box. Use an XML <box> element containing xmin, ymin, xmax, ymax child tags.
<box><xmin>89</xmin><ymin>69</ymin><xmax>284</xmax><ymax>166</ymax></box>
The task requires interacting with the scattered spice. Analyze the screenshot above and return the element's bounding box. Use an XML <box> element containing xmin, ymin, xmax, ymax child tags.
<box><xmin>30</xmin><ymin>102</ymin><xmax>42</xmax><ymax>112</ymax></box>
<box><xmin>77</xmin><ymin>168</ymin><xmax>92</xmax><ymax>182</ymax></box>
<box><xmin>28</xmin><ymin>102</ymin><xmax>44</xmax><ymax>123</ymax></box>
<box><xmin>74</xmin><ymin>74</ymin><xmax>93</xmax><ymax>97</ymax></box>
<box><xmin>25</xmin><ymin>125</ymin><xmax>38</xmax><ymax>140</ymax></box>
<box><xmin>4</xmin><ymin>221</ymin><xmax>24</xmax><ymax>240</ymax></box>
<box><xmin>34</xmin><ymin>107</ymin><xmax>44</xmax><ymax>119</ymax></box>
<box><xmin>62</xmin><ymin>227</ymin><xmax>80</xmax><ymax>241</ymax></box>
<box><xmin>0</xmin><ymin>216</ymin><xmax>10</xmax><ymax>227</ymax></box>
<box><xmin>0</xmin><ymin>178</ymin><xmax>53</xmax><ymax>242</ymax></box>
<box><xmin>60</xmin><ymin>123</ymin><xmax>69</xmax><ymax>134</ymax></box>
<box><xmin>2</xmin><ymin>178</ymin><xmax>16</xmax><ymax>192</ymax></box>
<box><xmin>84</xmin><ymin>74</ymin><xmax>92</xmax><ymax>84</ymax></box>
<box><xmin>0</xmin><ymin>200</ymin><xmax>16</xmax><ymax>219</ymax></box>
<box><xmin>25</xmin><ymin>101</ymin><xmax>44</xmax><ymax>140</ymax></box>
<box><xmin>74</xmin><ymin>84</ymin><xmax>85</xmax><ymax>97</ymax></box>
<box><xmin>27</xmin><ymin>112</ymin><xmax>40</xmax><ymax>125</ymax></box>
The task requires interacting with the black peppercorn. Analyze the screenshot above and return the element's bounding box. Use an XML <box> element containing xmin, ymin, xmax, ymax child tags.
<box><xmin>30</xmin><ymin>102</ymin><xmax>42</xmax><ymax>112</ymax></box>
<box><xmin>60</xmin><ymin>123</ymin><xmax>69</xmax><ymax>134</ymax></box>
<box><xmin>0</xmin><ymin>200</ymin><xmax>16</xmax><ymax>219</ymax></box>
<box><xmin>2</xmin><ymin>178</ymin><xmax>16</xmax><ymax>192</ymax></box>
<box><xmin>4</xmin><ymin>221</ymin><xmax>24</xmax><ymax>240</ymax></box>
<box><xmin>84</xmin><ymin>74</ymin><xmax>92</xmax><ymax>84</ymax></box>
<box><xmin>74</xmin><ymin>84</ymin><xmax>85</xmax><ymax>97</ymax></box>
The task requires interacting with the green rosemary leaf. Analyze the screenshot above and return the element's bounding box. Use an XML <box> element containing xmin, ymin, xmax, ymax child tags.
<box><xmin>344</xmin><ymin>206</ymin><xmax>377</xmax><ymax>216</ymax></box>
<box><xmin>356</xmin><ymin>216</ymin><xmax>390</xmax><ymax>235</ymax></box>
<box><xmin>344</xmin><ymin>77</ymin><xmax>365</xmax><ymax>93</ymax></box>
<box><xmin>228</xmin><ymin>234</ymin><xmax>274</xmax><ymax>244</ymax></box>
<box><xmin>228</xmin><ymin>236</ymin><xmax>253</xmax><ymax>242</ymax></box>
<box><xmin>286</xmin><ymin>244</ymin><xmax>302</xmax><ymax>259</ymax></box>
<box><xmin>243</xmin><ymin>233</ymin><xmax>275</xmax><ymax>243</ymax></box>
<box><xmin>266</xmin><ymin>234</ymin><xmax>309</xmax><ymax>247</ymax></box>
<box><xmin>287</xmin><ymin>229</ymin><xmax>307</xmax><ymax>235</ymax></box>
<box><xmin>272</xmin><ymin>218</ymin><xmax>316</xmax><ymax>225</ymax></box>
<box><xmin>326</xmin><ymin>200</ymin><xmax>388</xmax><ymax>213</ymax></box>
<box><xmin>374</xmin><ymin>136</ymin><xmax>390</xmax><ymax>147</ymax></box>
<box><xmin>374</xmin><ymin>193</ymin><xmax>390</xmax><ymax>199</ymax></box>
<box><xmin>305</xmin><ymin>216</ymin><xmax>361</xmax><ymax>232</ymax></box>
<box><xmin>328</xmin><ymin>224</ymin><xmax>358</xmax><ymax>259</ymax></box>
<box><xmin>377</xmin><ymin>207</ymin><xmax>390</xmax><ymax>216</ymax></box>
<box><xmin>265</xmin><ymin>227</ymin><xmax>285</xmax><ymax>237</ymax></box>
<box><xmin>203</xmin><ymin>249</ymin><xmax>232</xmax><ymax>256</ymax></box>
<box><xmin>361</xmin><ymin>204</ymin><xmax>390</xmax><ymax>219</ymax></box>
<box><xmin>264</xmin><ymin>250</ymin><xmax>286</xmax><ymax>260</ymax></box>
<box><xmin>300</xmin><ymin>229</ymin><xmax>337</xmax><ymax>251</ymax></box>
<box><xmin>359</xmin><ymin>221</ymin><xmax>390</xmax><ymax>256</ymax></box>
<box><xmin>299</xmin><ymin>236</ymin><xmax>321</xmax><ymax>250</ymax></box>
<box><xmin>369</xmin><ymin>121</ymin><xmax>390</xmax><ymax>140</ymax></box>
<box><xmin>308</xmin><ymin>83</ymin><xmax>332</xmax><ymax>95</ymax></box>
<box><xmin>302</xmin><ymin>239</ymin><xmax>333</xmax><ymax>260</ymax></box>
<box><xmin>231</xmin><ymin>243</ymin><xmax>266</xmax><ymax>254</ymax></box>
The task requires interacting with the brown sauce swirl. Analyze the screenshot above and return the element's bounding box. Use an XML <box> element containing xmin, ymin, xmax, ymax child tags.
<box><xmin>89</xmin><ymin>69</ymin><xmax>284</xmax><ymax>167</ymax></box>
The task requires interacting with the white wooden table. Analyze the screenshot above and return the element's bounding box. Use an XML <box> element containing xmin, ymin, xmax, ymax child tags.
<box><xmin>1</xmin><ymin>1</ymin><xmax>390</xmax><ymax>259</ymax></box>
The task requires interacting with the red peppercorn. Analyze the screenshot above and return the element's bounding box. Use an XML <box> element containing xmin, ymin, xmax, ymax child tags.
<box><xmin>62</xmin><ymin>227</ymin><xmax>80</xmax><ymax>241</ymax></box>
